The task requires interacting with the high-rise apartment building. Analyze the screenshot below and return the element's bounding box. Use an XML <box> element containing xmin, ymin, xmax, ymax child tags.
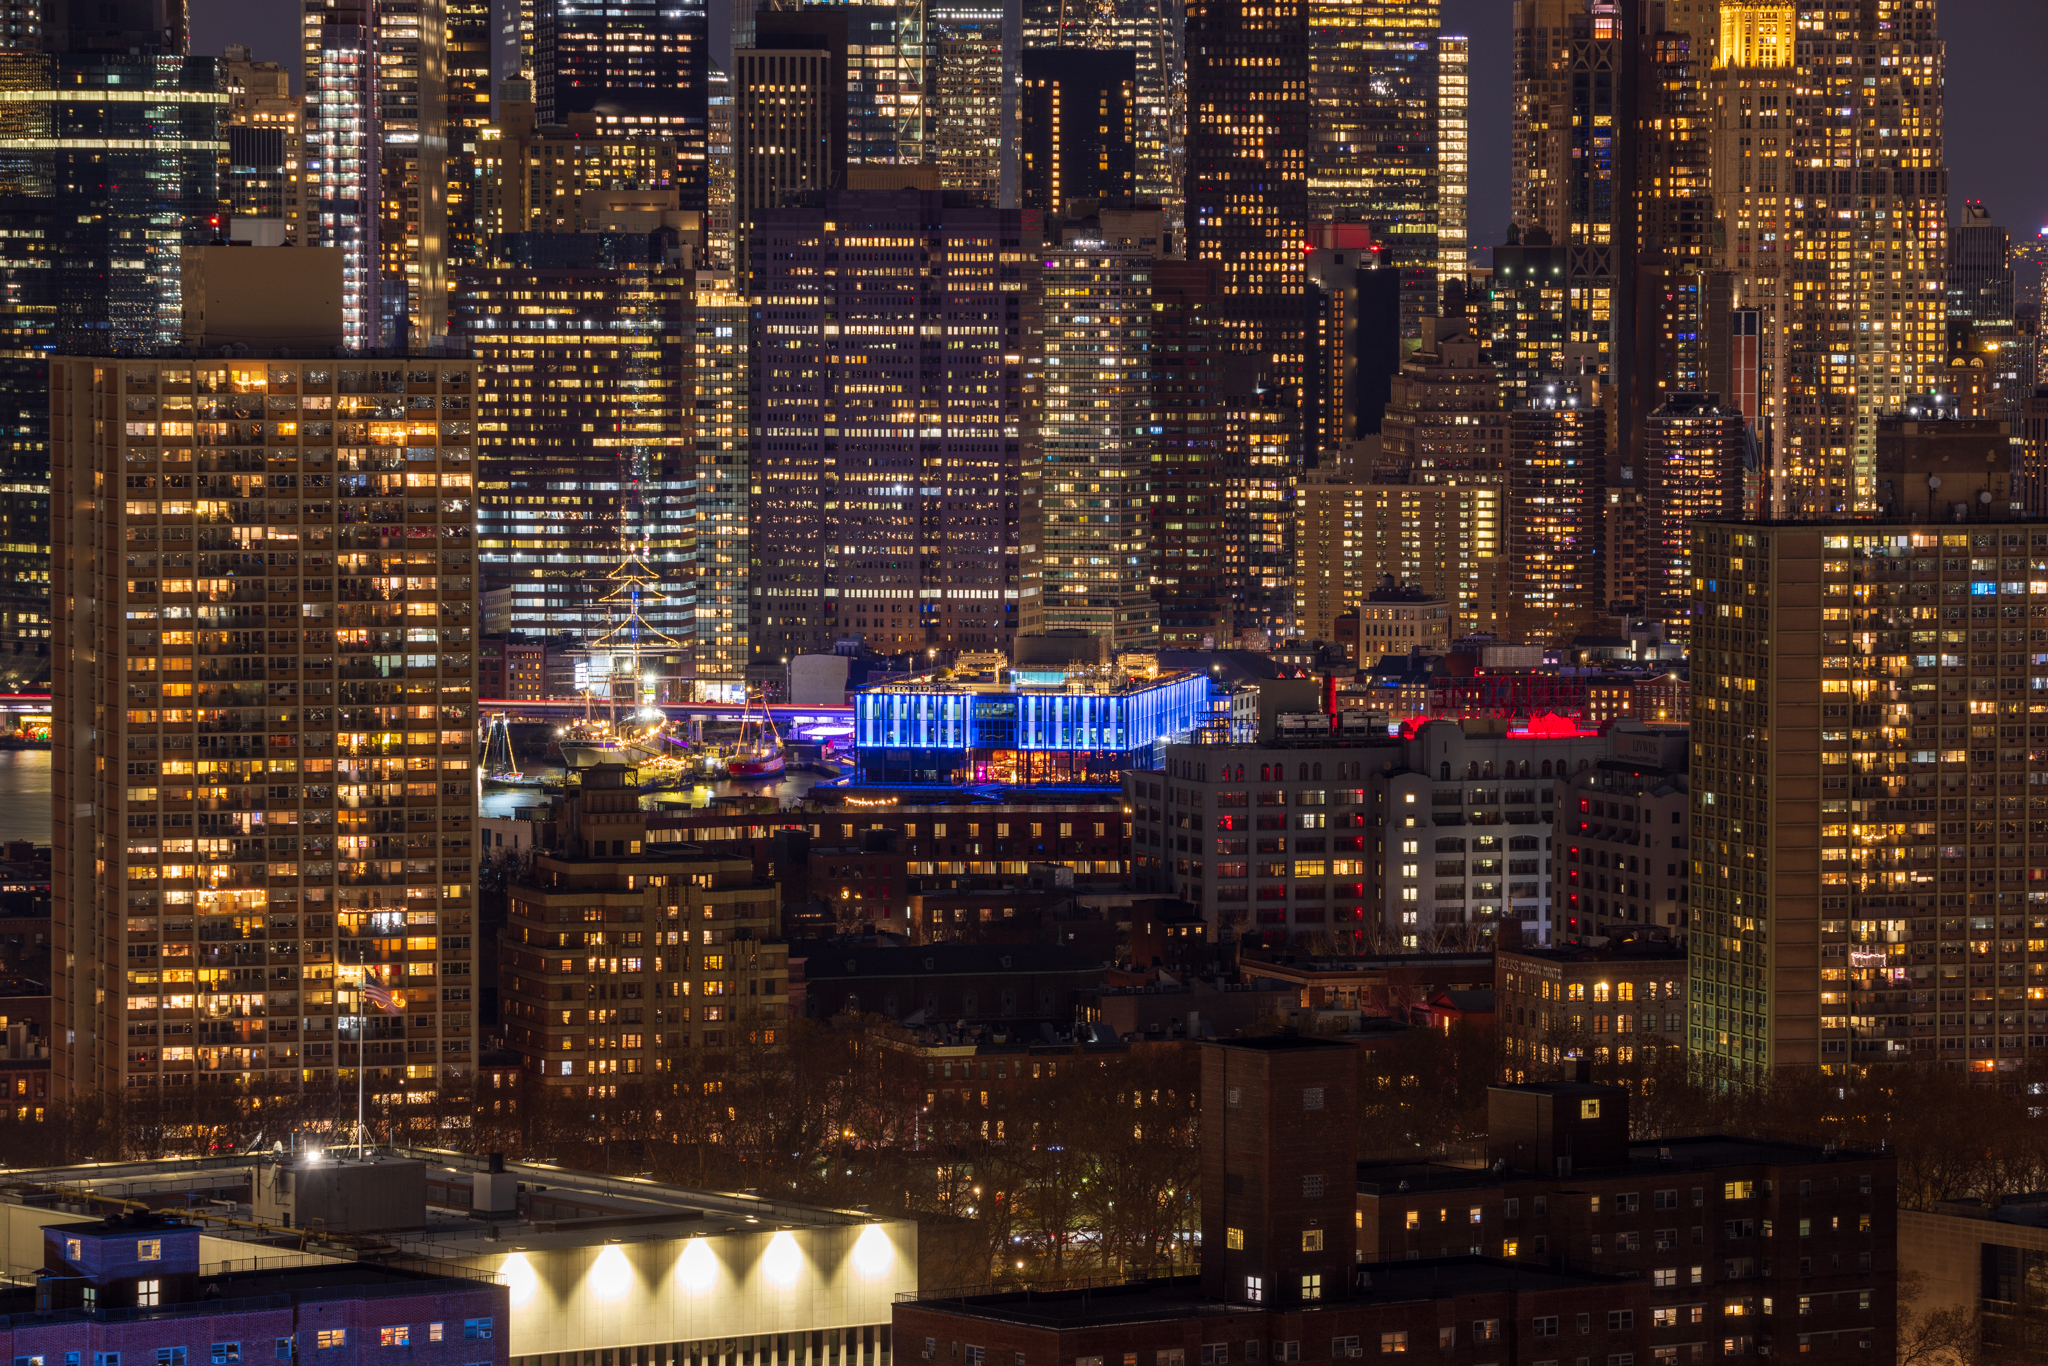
<box><xmin>223</xmin><ymin>45</ymin><xmax>304</xmax><ymax>244</ymax></box>
<box><xmin>444</xmin><ymin>0</ymin><xmax>493</xmax><ymax>271</ymax></box>
<box><xmin>1374</xmin><ymin>316</ymin><xmax>1508</xmax><ymax>486</ymax></box>
<box><xmin>1020</xmin><ymin>244</ymin><xmax>1155</xmax><ymax>649</ymax></box>
<box><xmin>51</xmin><ymin>355</ymin><xmax>480</xmax><ymax>1103</ymax></box>
<box><xmin>454</xmin><ymin>236</ymin><xmax>694</xmax><ymax>644</ymax></box>
<box><xmin>1640</xmin><ymin>391</ymin><xmax>1744</xmax><ymax>628</ymax></box>
<box><xmin>1019</xmin><ymin>48</ymin><xmax>1136</xmax><ymax>216</ymax></box>
<box><xmin>1688</xmin><ymin>430</ymin><xmax>2039</xmax><ymax>1085</ymax></box>
<box><xmin>535</xmin><ymin>0</ymin><xmax>709</xmax><ymax>211</ymax></box>
<box><xmin>366</xmin><ymin>0</ymin><xmax>448</xmax><ymax>347</ymax></box>
<box><xmin>500</xmin><ymin>765</ymin><xmax>787</xmax><ymax>1088</ymax></box>
<box><xmin>0</xmin><ymin>44</ymin><xmax>227</xmax><ymax>658</ymax></box>
<box><xmin>926</xmin><ymin>0</ymin><xmax>1018</xmax><ymax>206</ymax></box>
<box><xmin>749</xmin><ymin>190</ymin><xmax>1036</xmax><ymax>662</ymax></box>
<box><xmin>1510</xmin><ymin>382</ymin><xmax>1606</xmax><ymax>646</ymax></box>
<box><xmin>304</xmin><ymin>0</ymin><xmax>384</xmax><ymax>349</ymax></box>
<box><xmin>1294</xmin><ymin>468</ymin><xmax>1504</xmax><ymax>641</ymax></box>
<box><xmin>1488</xmin><ymin>227</ymin><xmax>1570</xmax><ymax>409</ymax></box>
<box><xmin>1307</xmin><ymin>0</ymin><xmax>1440</xmax><ymax>335</ymax></box>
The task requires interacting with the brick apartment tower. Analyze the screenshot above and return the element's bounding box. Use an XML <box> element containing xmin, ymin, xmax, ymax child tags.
<box><xmin>1200</xmin><ymin>1035</ymin><xmax>1358</xmax><ymax>1306</ymax></box>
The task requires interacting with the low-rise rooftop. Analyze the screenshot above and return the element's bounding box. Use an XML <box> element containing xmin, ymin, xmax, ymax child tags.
<box><xmin>905</xmin><ymin>1259</ymin><xmax>1630</xmax><ymax>1328</ymax></box>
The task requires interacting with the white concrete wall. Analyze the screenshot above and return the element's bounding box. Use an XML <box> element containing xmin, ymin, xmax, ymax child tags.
<box><xmin>456</xmin><ymin>1218</ymin><xmax>919</xmax><ymax>1357</ymax></box>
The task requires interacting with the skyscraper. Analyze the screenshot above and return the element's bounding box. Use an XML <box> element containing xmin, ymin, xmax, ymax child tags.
<box><xmin>536</xmin><ymin>0</ymin><xmax>709</xmax><ymax>214</ymax></box>
<box><xmin>926</xmin><ymin>0</ymin><xmax>1018</xmax><ymax>206</ymax></box>
<box><xmin>1704</xmin><ymin>0</ymin><xmax>1799</xmax><ymax>496</ymax></box>
<box><xmin>749</xmin><ymin>190</ymin><xmax>1036</xmax><ymax>662</ymax></box>
<box><xmin>371</xmin><ymin>0</ymin><xmax>448</xmax><ymax>347</ymax></box>
<box><xmin>1022</xmin><ymin>0</ymin><xmax>1182</xmax><ymax>240</ymax></box>
<box><xmin>223</xmin><ymin>45</ymin><xmax>304</xmax><ymax>244</ymax></box>
<box><xmin>303</xmin><ymin>0</ymin><xmax>384</xmax><ymax>348</ymax></box>
<box><xmin>1639</xmin><ymin>391</ymin><xmax>1745</xmax><ymax>630</ymax></box>
<box><xmin>1510</xmin><ymin>380</ymin><xmax>1605</xmax><ymax>645</ymax></box>
<box><xmin>732</xmin><ymin>46</ymin><xmax>838</xmax><ymax>280</ymax></box>
<box><xmin>1021</xmin><ymin>243</ymin><xmax>1156</xmax><ymax>649</ymax></box>
<box><xmin>1712</xmin><ymin>0</ymin><xmax>1947</xmax><ymax>515</ymax></box>
<box><xmin>691</xmin><ymin>272</ymin><xmax>750</xmax><ymax>699</ymax></box>
<box><xmin>444</xmin><ymin>0</ymin><xmax>494</xmax><ymax>271</ymax></box>
<box><xmin>51</xmin><ymin>354</ymin><xmax>480</xmax><ymax>1103</ymax></box>
<box><xmin>1436</xmin><ymin>33</ymin><xmax>1468</xmax><ymax>290</ymax></box>
<box><xmin>1149</xmin><ymin>259</ymin><xmax>1231</xmax><ymax>647</ymax></box>
<box><xmin>1019</xmin><ymin>47</ymin><xmax>1136</xmax><ymax>217</ymax></box>
<box><xmin>0</xmin><ymin>37</ymin><xmax>227</xmax><ymax>658</ymax></box>
<box><xmin>475</xmin><ymin>84</ymin><xmax>686</xmax><ymax>238</ymax></box>
<box><xmin>1510</xmin><ymin>0</ymin><xmax>1634</xmax><ymax>420</ymax></box>
<box><xmin>1186</xmin><ymin>0</ymin><xmax>1309</xmax><ymax>386</ymax></box>
<box><xmin>1488</xmin><ymin>227</ymin><xmax>1570</xmax><ymax>409</ymax></box>
<box><xmin>1307</xmin><ymin>0</ymin><xmax>1440</xmax><ymax>335</ymax></box>
<box><xmin>1303</xmin><ymin>232</ymin><xmax>1401</xmax><ymax>458</ymax></box>
<box><xmin>454</xmin><ymin>235</ymin><xmax>694</xmax><ymax>643</ymax></box>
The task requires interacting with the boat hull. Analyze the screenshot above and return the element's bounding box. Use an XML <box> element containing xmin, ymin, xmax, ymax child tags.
<box><xmin>725</xmin><ymin>754</ymin><xmax>786</xmax><ymax>779</ymax></box>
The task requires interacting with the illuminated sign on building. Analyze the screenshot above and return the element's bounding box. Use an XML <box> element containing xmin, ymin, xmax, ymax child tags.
<box><xmin>854</xmin><ymin>673</ymin><xmax>1210</xmax><ymax>756</ymax></box>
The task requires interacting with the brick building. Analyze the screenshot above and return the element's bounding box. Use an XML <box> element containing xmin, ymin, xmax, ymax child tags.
<box><xmin>800</xmin><ymin>797</ymin><xmax>1134</xmax><ymax>886</ymax></box>
<box><xmin>1239</xmin><ymin>951</ymin><xmax>1494</xmax><ymax>1018</ymax></box>
<box><xmin>1355</xmin><ymin>1081</ymin><xmax>1897</xmax><ymax>1363</ymax></box>
<box><xmin>6</xmin><ymin>1212</ymin><xmax>507</xmax><ymax>1366</ymax></box>
<box><xmin>897</xmin><ymin>1037</ymin><xmax>1657</xmax><ymax>1363</ymax></box>
<box><xmin>789</xmin><ymin>941</ymin><xmax>1105</xmax><ymax>1024</ymax></box>
<box><xmin>498</xmin><ymin>764</ymin><xmax>790</xmax><ymax>1089</ymax></box>
<box><xmin>1496</xmin><ymin>940</ymin><xmax>1688</xmax><ymax>1083</ymax></box>
<box><xmin>1551</xmin><ymin>725</ymin><xmax>1691</xmax><ymax>940</ymax></box>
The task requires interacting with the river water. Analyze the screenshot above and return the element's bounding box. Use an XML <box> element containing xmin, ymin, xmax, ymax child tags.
<box><xmin>0</xmin><ymin>750</ymin><xmax>50</xmax><ymax>844</ymax></box>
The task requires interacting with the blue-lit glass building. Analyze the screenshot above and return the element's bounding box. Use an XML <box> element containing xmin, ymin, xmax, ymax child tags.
<box><xmin>853</xmin><ymin>671</ymin><xmax>1211</xmax><ymax>784</ymax></box>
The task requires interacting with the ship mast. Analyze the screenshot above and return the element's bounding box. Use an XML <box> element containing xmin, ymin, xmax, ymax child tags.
<box><xmin>594</xmin><ymin>549</ymin><xmax>683</xmax><ymax>730</ymax></box>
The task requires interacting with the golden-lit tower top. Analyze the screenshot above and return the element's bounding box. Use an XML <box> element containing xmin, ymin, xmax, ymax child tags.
<box><xmin>1716</xmin><ymin>2</ymin><xmax>1795</xmax><ymax>70</ymax></box>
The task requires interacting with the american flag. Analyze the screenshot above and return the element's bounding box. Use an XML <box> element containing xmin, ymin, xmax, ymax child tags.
<box><xmin>362</xmin><ymin>980</ymin><xmax>405</xmax><ymax>1015</ymax></box>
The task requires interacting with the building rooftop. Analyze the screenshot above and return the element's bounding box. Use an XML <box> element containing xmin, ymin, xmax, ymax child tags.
<box><xmin>0</xmin><ymin>1149</ymin><xmax>884</xmax><ymax>1264</ymax></box>
<box><xmin>1355</xmin><ymin>1134</ymin><xmax>1884</xmax><ymax>1196</ymax></box>
<box><xmin>1211</xmin><ymin>1032</ymin><xmax>1357</xmax><ymax>1054</ymax></box>
<box><xmin>1932</xmin><ymin>1194</ymin><xmax>2048</xmax><ymax>1229</ymax></box>
<box><xmin>788</xmin><ymin>941</ymin><xmax>1104</xmax><ymax>979</ymax></box>
<box><xmin>906</xmin><ymin>1259</ymin><xmax>1628</xmax><ymax>1328</ymax></box>
<box><xmin>0</xmin><ymin>1257</ymin><xmax>496</xmax><ymax>1325</ymax></box>
<box><xmin>1242</xmin><ymin>951</ymin><xmax>1496</xmax><ymax>975</ymax></box>
<box><xmin>1503</xmin><ymin>939</ymin><xmax>1688</xmax><ymax>965</ymax></box>
<box><xmin>859</xmin><ymin>670</ymin><xmax>1199</xmax><ymax>698</ymax></box>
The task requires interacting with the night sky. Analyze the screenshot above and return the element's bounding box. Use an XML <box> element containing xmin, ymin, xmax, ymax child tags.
<box><xmin>193</xmin><ymin>0</ymin><xmax>2048</xmax><ymax>258</ymax></box>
